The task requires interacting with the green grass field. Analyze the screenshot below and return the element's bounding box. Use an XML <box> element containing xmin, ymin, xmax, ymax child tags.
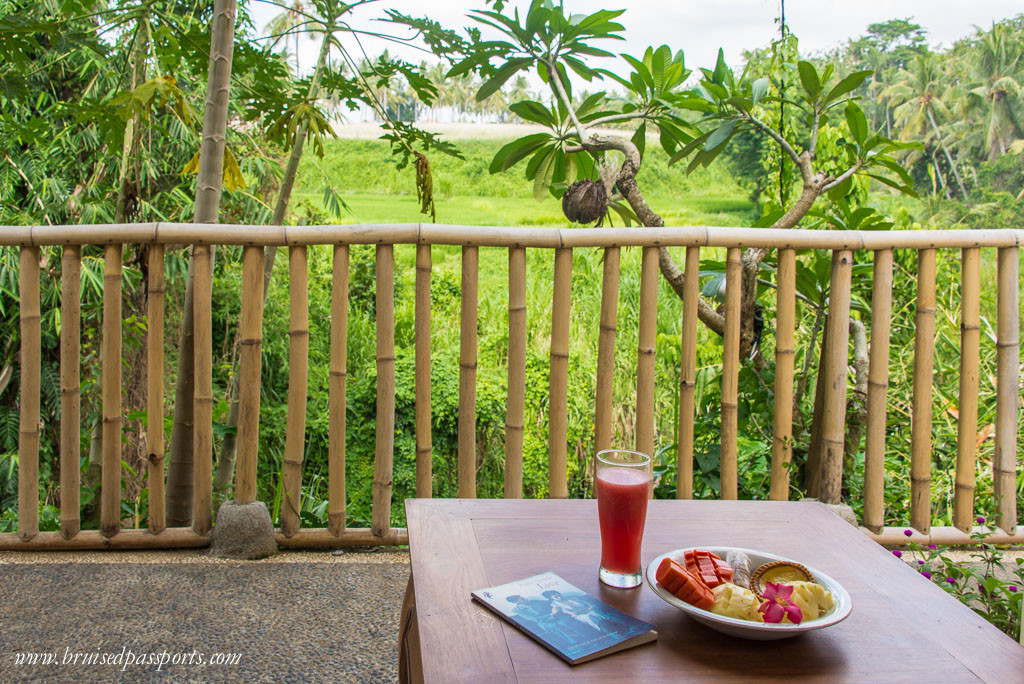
<box><xmin>292</xmin><ymin>137</ymin><xmax>757</xmax><ymax>227</ymax></box>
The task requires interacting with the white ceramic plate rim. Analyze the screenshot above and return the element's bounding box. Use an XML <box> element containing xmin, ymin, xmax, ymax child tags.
<box><xmin>645</xmin><ymin>546</ymin><xmax>853</xmax><ymax>632</ymax></box>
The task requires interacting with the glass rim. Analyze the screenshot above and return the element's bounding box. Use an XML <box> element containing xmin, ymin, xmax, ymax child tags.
<box><xmin>595</xmin><ymin>448</ymin><xmax>651</xmax><ymax>467</ymax></box>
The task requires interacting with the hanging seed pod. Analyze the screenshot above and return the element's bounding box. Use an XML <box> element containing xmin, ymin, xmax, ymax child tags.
<box><xmin>561</xmin><ymin>179</ymin><xmax>608</xmax><ymax>225</ymax></box>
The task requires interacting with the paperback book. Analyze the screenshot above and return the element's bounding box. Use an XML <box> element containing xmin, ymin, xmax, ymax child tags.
<box><xmin>472</xmin><ymin>572</ymin><xmax>657</xmax><ymax>665</ymax></box>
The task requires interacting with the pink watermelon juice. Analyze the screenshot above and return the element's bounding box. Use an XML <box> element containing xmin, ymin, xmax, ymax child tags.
<box><xmin>596</xmin><ymin>467</ymin><xmax>649</xmax><ymax>575</ymax></box>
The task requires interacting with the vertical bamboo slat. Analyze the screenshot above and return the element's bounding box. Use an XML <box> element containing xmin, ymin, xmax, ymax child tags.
<box><xmin>505</xmin><ymin>247</ymin><xmax>527</xmax><ymax>499</ymax></box>
<box><xmin>415</xmin><ymin>244</ymin><xmax>432</xmax><ymax>498</ymax></box>
<box><xmin>146</xmin><ymin>245</ymin><xmax>165</xmax><ymax>534</ymax></box>
<box><xmin>18</xmin><ymin>247</ymin><xmax>40</xmax><ymax>542</ymax></box>
<box><xmin>329</xmin><ymin>245</ymin><xmax>349</xmax><ymax>536</ymax></box>
<box><xmin>769</xmin><ymin>249</ymin><xmax>796</xmax><ymax>501</ymax></box>
<box><xmin>994</xmin><ymin>246</ymin><xmax>1019</xmax><ymax>534</ymax></box>
<box><xmin>549</xmin><ymin>247</ymin><xmax>572</xmax><ymax>499</ymax></box>
<box><xmin>458</xmin><ymin>246</ymin><xmax>478</xmax><ymax>499</ymax></box>
<box><xmin>863</xmin><ymin>249</ymin><xmax>894</xmax><ymax>533</ymax></box>
<box><xmin>677</xmin><ymin>246</ymin><xmax>699</xmax><ymax>499</ymax></box>
<box><xmin>594</xmin><ymin>247</ymin><xmax>621</xmax><ymax>460</ymax></box>
<box><xmin>101</xmin><ymin>245</ymin><xmax>123</xmax><ymax>537</ymax></box>
<box><xmin>192</xmin><ymin>244</ymin><xmax>213</xmax><ymax>536</ymax></box>
<box><xmin>953</xmin><ymin>248</ymin><xmax>980</xmax><ymax>532</ymax></box>
<box><xmin>236</xmin><ymin>245</ymin><xmax>264</xmax><ymax>505</ymax></box>
<box><xmin>374</xmin><ymin>245</ymin><xmax>396</xmax><ymax>535</ymax></box>
<box><xmin>282</xmin><ymin>246</ymin><xmax>309</xmax><ymax>537</ymax></box>
<box><xmin>635</xmin><ymin>246</ymin><xmax>658</xmax><ymax>470</ymax></box>
<box><xmin>60</xmin><ymin>246</ymin><xmax>81</xmax><ymax>539</ymax></box>
<box><xmin>720</xmin><ymin>247</ymin><xmax>741</xmax><ymax>500</ymax></box>
<box><xmin>819</xmin><ymin>250</ymin><xmax>854</xmax><ymax>505</ymax></box>
<box><xmin>910</xmin><ymin>249</ymin><xmax>936</xmax><ymax>533</ymax></box>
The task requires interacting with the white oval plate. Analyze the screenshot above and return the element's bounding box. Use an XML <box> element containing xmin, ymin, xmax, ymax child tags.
<box><xmin>645</xmin><ymin>546</ymin><xmax>853</xmax><ymax>640</ymax></box>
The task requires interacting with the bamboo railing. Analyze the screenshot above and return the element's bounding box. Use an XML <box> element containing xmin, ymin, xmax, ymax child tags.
<box><xmin>0</xmin><ymin>224</ymin><xmax>1021</xmax><ymax>550</ymax></box>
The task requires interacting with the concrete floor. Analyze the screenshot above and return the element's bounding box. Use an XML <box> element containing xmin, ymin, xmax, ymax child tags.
<box><xmin>0</xmin><ymin>549</ymin><xmax>410</xmax><ymax>683</ymax></box>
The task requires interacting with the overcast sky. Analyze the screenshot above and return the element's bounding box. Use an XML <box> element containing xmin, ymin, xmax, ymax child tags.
<box><xmin>249</xmin><ymin>0</ymin><xmax>1023</xmax><ymax>77</ymax></box>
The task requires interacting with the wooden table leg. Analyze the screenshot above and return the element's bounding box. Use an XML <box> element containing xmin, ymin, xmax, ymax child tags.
<box><xmin>398</xmin><ymin>572</ymin><xmax>423</xmax><ymax>684</ymax></box>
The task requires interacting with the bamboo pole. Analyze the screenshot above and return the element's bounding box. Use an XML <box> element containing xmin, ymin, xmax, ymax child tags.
<box><xmin>910</xmin><ymin>249</ymin><xmax>936</xmax><ymax>533</ymax></box>
<box><xmin>457</xmin><ymin>246</ymin><xmax>478</xmax><ymax>498</ymax></box>
<box><xmin>275</xmin><ymin>527</ymin><xmax>409</xmax><ymax>548</ymax></box>
<box><xmin>819</xmin><ymin>250</ymin><xmax>854</xmax><ymax>505</ymax></box>
<box><xmin>769</xmin><ymin>249</ymin><xmax>796</xmax><ymax>501</ymax></box>
<box><xmin>677</xmin><ymin>246</ymin><xmax>699</xmax><ymax>499</ymax></box>
<box><xmin>4</xmin><ymin>224</ymin><xmax>1023</xmax><ymax>251</ymax></box>
<box><xmin>101</xmin><ymin>245</ymin><xmax>122</xmax><ymax>538</ymax></box>
<box><xmin>192</xmin><ymin>244</ymin><xmax>213</xmax><ymax>536</ymax></box>
<box><xmin>953</xmin><ymin>248</ymin><xmax>980</xmax><ymax>532</ymax></box>
<box><xmin>329</xmin><ymin>245</ymin><xmax>349</xmax><ymax>535</ymax></box>
<box><xmin>549</xmin><ymin>247</ymin><xmax>572</xmax><ymax>499</ymax></box>
<box><xmin>994</xmin><ymin>246</ymin><xmax>1019</xmax><ymax>534</ymax></box>
<box><xmin>0</xmin><ymin>527</ymin><xmax>212</xmax><ymax>551</ymax></box>
<box><xmin>374</xmin><ymin>244</ymin><xmax>396</xmax><ymax>535</ymax></box>
<box><xmin>146</xmin><ymin>245</ymin><xmax>165</xmax><ymax>534</ymax></box>
<box><xmin>635</xmin><ymin>246</ymin><xmax>659</xmax><ymax>470</ymax></box>
<box><xmin>415</xmin><ymin>244</ymin><xmax>432</xmax><ymax>498</ymax></box>
<box><xmin>281</xmin><ymin>246</ymin><xmax>309</xmax><ymax>537</ymax></box>
<box><xmin>863</xmin><ymin>249</ymin><xmax>894</xmax><ymax>533</ymax></box>
<box><xmin>594</xmin><ymin>247</ymin><xmax>621</xmax><ymax>459</ymax></box>
<box><xmin>60</xmin><ymin>246</ymin><xmax>81</xmax><ymax>539</ymax></box>
<box><xmin>18</xmin><ymin>247</ymin><xmax>40</xmax><ymax>542</ymax></box>
<box><xmin>236</xmin><ymin>245</ymin><xmax>264</xmax><ymax>505</ymax></box>
<box><xmin>720</xmin><ymin>247</ymin><xmax>742</xmax><ymax>500</ymax></box>
<box><xmin>505</xmin><ymin>247</ymin><xmax>527</xmax><ymax>499</ymax></box>
<box><xmin>861</xmin><ymin>525</ymin><xmax>1024</xmax><ymax>547</ymax></box>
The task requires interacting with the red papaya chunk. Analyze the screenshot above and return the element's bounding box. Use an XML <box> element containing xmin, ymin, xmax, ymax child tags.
<box><xmin>683</xmin><ymin>550</ymin><xmax>733</xmax><ymax>588</ymax></box>
<box><xmin>656</xmin><ymin>558</ymin><xmax>715</xmax><ymax>610</ymax></box>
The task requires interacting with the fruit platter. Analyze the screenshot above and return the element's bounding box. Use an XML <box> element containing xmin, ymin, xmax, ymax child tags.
<box><xmin>645</xmin><ymin>547</ymin><xmax>852</xmax><ymax>640</ymax></box>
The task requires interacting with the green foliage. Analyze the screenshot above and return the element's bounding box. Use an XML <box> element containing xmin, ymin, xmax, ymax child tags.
<box><xmin>905</xmin><ymin>527</ymin><xmax>1024</xmax><ymax>639</ymax></box>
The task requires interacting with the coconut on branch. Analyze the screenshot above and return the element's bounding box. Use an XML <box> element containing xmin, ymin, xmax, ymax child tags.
<box><xmin>561</xmin><ymin>179</ymin><xmax>608</xmax><ymax>225</ymax></box>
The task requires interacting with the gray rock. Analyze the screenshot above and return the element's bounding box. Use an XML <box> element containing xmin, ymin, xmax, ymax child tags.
<box><xmin>800</xmin><ymin>497</ymin><xmax>858</xmax><ymax>527</ymax></box>
<box><xmin>210</xmin><ymin>500</ymin><xmax>278</xmax><ymax>559</ymax></box>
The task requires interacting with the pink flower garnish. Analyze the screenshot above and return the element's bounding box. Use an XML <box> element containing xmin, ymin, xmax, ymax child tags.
<box><xmin>758</xmin><ymin>582</ymin><xmax>804</xmax><ymax>624</ymax></box>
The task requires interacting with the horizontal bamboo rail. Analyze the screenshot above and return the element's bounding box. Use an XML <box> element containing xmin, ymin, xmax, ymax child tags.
<box><xmin>0</xmin><ymin>528</ymin><xmax>211</xmax><ymax>550</ymax></box>
<box><xmin>2</xmin><ymin>223</ymin><xmax>1020</xmax><ymax>249</ymax></box>
<box><xmin>2</xmin><ymin>224</ymin><xmax>1021</xmax><ymax>553</ymax></box>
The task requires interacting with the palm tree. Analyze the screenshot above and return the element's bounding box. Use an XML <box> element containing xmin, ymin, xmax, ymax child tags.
<box><xmin>962</xmin><ymin>23</ymin><xmax>1023</xmax><ymax>161</ymax></box>
<box><xmin>883</xmin><ymin>52</ymin><xmax>968</xmax><ymax>199</ymax></box>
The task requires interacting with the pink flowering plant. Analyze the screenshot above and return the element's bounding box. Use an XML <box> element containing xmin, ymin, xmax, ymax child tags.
<box><xmin>902</xmin><ymin>521</ymin><xmax>1023</xmax><ymax>640</ymax></box>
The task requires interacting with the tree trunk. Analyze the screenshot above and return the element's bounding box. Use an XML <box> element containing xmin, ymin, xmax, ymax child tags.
<box><xmin>214</xmin><ymin>29</ymin><xmax>333</xmax><ymax>496</ymax></box>
<box><xmin>165</xmin><ymin>0</ymin><xmax>237</xmax><ymax>524</ymax></box>
<box><xmin>926</xmin><ymin>106</ymin><xmax>968</xmax><ymax>201</ymax></box>
<box><xmin>261</xmin><ymin>30</ymin><xmax>334</xmax><ymax>299</ymax></box>
<box><xmin>113</xmin><ymin>18</ymin><xmax>148</xmax><ymax>224</ymax></box>
<box><xmin>844</xmin><ymin>318</ymin><xmax>869</xmax><ymax>460</ymax></box>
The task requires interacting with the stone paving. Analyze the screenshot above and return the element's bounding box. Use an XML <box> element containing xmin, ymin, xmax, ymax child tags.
<box><xmin>0</xmin><ymin>549</ymin><xmax>410</xmax><ymax>683</ymax></box>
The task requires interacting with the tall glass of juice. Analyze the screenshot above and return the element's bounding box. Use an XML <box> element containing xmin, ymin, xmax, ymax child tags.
<box><xmin>595</xmin><ymin>449</ymin><xmax>651</xmax><ymax>588</ymax></box>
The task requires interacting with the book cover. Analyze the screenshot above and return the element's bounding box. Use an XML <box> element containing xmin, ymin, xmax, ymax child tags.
<box><xmin>472</xmin><ymin>572</ymin><xmax>657</xmax><ymax>665</ymax></box>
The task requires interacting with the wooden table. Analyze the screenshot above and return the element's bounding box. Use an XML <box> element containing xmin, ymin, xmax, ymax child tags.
<box><xmin>399</xmin><ymin>499</ymin><xmax>1024</xmax><ymax>683</ymax></box>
